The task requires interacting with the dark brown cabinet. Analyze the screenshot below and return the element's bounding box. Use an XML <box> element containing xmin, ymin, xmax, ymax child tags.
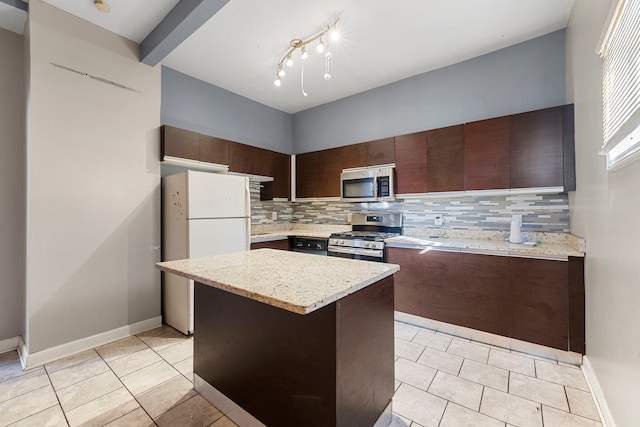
<box><xmin>341</xmin><ymin>143</ymin><xmax>367</xmax><ymax>169</ymax></box>
<box><xmin>229</xmin><ymin>142</ymin><xmax>274</xmax><ymax>178</ymax></box>
<box><xmin>459</xmin><ymin>253</ymin><xmax>509</xmax><ymax>336</ymax></box>
<box><xmin>296</xmin><ymin>148</ymin><xmax>342</xmax><ymax>198</ymax></box>
<box><xmin>509</xmin><ymin>257</ymin><xmax>569</xmax><ymax>350</ymax></box>
<box><xmin>389</xmin><ymin>246</ymin><xmax>585</xmax><ymax>353</ymax></box>
<box><xmin>272</xmin><ymin>152</ymin><xmax>291</xmax><ymax>199</ymax></box>
<box><xmin>295</xmin><ymin>152</ymin><xmax>317</xmax><ymax>199</ymax></box>
<box><xmin>386</xmin><ymin>247</ymin><xmax>460</xmax><ymax>325</ymax></box>
<box><xmin>250</xmin><ymin>239</ymin><xmax>290</xmax><ymax>251</ymax></box>
<box><xmin>317</xmin><ymin>148</ymin><xmax>343</xmax><ymax>197</ymax></box>
<box><xmin>465</xmin><ymin>117</ymin><xmax>510</xmax><ymax>190</ymax></box>
<box><xmin>366</xmin><ymin>137</ymin><xmax>395</xmax><ymax>166</ymax></box>
<box><xmin>394</xmin><ymin>132</ymin><xmax>428</xmax><ymax>194</ymax></box>
<box><xmin>427</xmin><ymin>125</ymin><xmax>465</xmax><ymax>192</ymax></box>
<box><xmin>199</xmin><ymin>134</ymin><xmax>229</xmax><ymax>165</ymax></box>
<box><xmin>161</xmin><ymin>125</ymin><xmax>200</xmax><ymax>161</ymax></box>
<box><xmin>510</xmin><ymin>106</ymin><xmax>564</xmax><ymax>189</ymax></box>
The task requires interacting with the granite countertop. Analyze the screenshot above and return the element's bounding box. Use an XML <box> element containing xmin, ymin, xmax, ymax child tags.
<box><xmin>385</xmin><ymin>232</ymin><xmax>585</xmax><ymax>258</ymax></box>
<box><xmin>157</xmin><ymin>249</ymin><xmax>399</xmax><ymax>315</ymax></box>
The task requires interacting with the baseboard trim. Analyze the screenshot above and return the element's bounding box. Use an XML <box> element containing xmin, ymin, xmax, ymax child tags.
<box><xmin>582</xmin><ymin>356</ymin><xmax>616</xmax><ymax>427</ymax></box>
<box><xmin>195</xmin><ymin>374</ymin><xmax>266</xmax><ymax>427</ymax></box>
<box><xmin>20</xmin><ymin>316</ymin><xmax>162</xmax><ymax>370</ymax></box>
<box><xmin>395</xmin><ymin>311</ymin><xmax>582</xmax><ymax>365</ymax></box>
<box><xmin>0</xmin><ymin>336</ymin><xmax>19</xmax><ymax>355</ymax></box>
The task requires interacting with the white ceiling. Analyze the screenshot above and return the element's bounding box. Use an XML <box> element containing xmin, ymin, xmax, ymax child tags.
<box><xmin>0</xmin><ymin>2</ymin><xmax>26</xmax><ymax>34</ymax></box>
<box><xmin>1</xmin><ymin>0</ymin><xmax>574</xmax><ymax>114</ymax></box>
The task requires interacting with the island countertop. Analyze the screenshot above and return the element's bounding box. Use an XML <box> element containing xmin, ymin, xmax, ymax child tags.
<box><xmin>157</xmin><ymin>249</ymin><xmax>399</xmax><ymax>315</ymax></box>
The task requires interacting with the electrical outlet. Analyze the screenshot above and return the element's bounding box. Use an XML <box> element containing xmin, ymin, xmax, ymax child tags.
<box><xmin>271</xmin><ymin>212</ymin><xmax>277</xmax><ymax>220</ymax></box>
<box><xmin>434</xmin><ymin>214</ymin><xmax>443</xmax><ymax>226</ymax></box>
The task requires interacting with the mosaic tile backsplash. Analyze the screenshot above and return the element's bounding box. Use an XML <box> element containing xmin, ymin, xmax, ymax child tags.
<box><xmin>251</xmin><ymin>184</ymin><xmax>569</xmax><ymax>233</ymax></box>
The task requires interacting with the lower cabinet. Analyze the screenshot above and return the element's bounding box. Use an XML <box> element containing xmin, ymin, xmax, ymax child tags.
<box><xmin>387</xmin><ymin>247</ymin><xmax>585</xmax><ymax>353</ymax></box>
<box><xmin>250</xmin><ymin>239</ymin><xmax>291</xmax><ymax>251</ymax></box>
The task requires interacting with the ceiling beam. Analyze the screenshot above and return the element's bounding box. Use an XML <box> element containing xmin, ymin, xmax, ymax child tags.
<box><xmin>140</xmin><ymin>0</ymin><xmax>229</xmax><ymax>66</ymax></box>
<box><xmin>0</xmin><ymin>0</ymin><xmax>28</xmax><ymax>12</ymax></box>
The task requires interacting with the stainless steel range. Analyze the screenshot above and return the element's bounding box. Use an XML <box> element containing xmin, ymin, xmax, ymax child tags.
<box><xmin>328</xmin><ymin>213</ymin><xmax>402</xmax><ymax>262</ymax></box>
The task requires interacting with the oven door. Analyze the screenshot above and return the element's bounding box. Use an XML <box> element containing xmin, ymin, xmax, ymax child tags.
<box><xmin>327</xmin><ymin>246</ymin><xmax>383</xmax><ymax>262</ymax></box>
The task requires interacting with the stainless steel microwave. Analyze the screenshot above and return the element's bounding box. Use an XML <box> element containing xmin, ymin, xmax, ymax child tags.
<box><xmin>340</xmin><ymin>166</ymin><xmax>395</xmax><ymax>202</ymax></box>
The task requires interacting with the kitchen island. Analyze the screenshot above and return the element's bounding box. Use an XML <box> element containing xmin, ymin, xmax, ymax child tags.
<box><xmin>157</xmin><ymin>249</ymin><xmax>399</xmax><ymax>427</ymax></box>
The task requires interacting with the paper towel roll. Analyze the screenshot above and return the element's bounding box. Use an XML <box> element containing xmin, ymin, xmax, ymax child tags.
<box><xmin>509</xmin><ymin>215</ymin><xmax>522</xmax><ymax>243</ymax></box>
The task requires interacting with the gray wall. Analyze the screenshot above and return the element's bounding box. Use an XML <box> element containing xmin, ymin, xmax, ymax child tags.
<box><xmin>567</xmin><ymin>1</ymin><xmax>640</xmax><ymax>425</ymax></box>
<box><xmin>25</xmin><ymin>0</ymin><xmax>161</xmax><ymax>353</ymax></box>
<box><xmin>293</xmin><ymin>30</ymin><xmax>567</xmax><ymax>153</ymax></box>
<box><xmin>161</xmin><ymin>66</ymin><xmax>293</xmax><ymax>154</ymax></box>
<box><xmin>0</xmin><ymin>28</ymin><xmax>24</xmax><ymax>341</ymax></box>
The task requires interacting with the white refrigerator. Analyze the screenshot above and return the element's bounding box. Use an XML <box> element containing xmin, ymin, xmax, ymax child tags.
<box><xmin>162</xmin><ymin>170</ymin><xmax>250</xmax><ymax>334</ymax></box>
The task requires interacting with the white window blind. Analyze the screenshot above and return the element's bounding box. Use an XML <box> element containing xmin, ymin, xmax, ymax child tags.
<box><xmin>598</xmin><ymin>0</ymin><xmax>640</xmax><ymax>170</ymax></box>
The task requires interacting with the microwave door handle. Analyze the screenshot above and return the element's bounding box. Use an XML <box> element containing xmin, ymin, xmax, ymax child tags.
<box><xmin>373</xmin><ymin>176</ymin><xmax>379</xmax><ymax>198</ymax></box>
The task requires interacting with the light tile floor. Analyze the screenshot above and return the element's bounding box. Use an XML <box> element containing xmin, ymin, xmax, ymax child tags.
<box><xmin>0</xmin><ymin>322</ymin><xmax>602</xmax><ymax>427</ymax></box>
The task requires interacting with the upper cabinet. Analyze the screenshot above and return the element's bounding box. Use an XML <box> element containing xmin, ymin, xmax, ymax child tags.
<box><xmin>366</xmin><ymin>137</ymin><xmax>395</xmax><ymax>166</ymax></box>
<box><xmin>510</xmin><ymin>106</ymin><xmax>564</xmax><ymax>189</ymax></box>
<box><xmin>295</xmin><ymin>148</ymin><xmax>342</xmax><ymax>198</ymax></box>
<box><xmin>395</xmin><ymin>132</ymin><xmax>428</xmax><ymax>194</ymax></box>
<box><xmin>161</xmin><ymin>126</ymin><xmax>200</xmax><ymax>161</ymax></box>
<box><xmin>341</xmin><ymin>143</ymin><xmax>367</xmax><ymax>169</ymax></box>
<box><xmin>160</xmin><ymin>125</ymin><xmax>291</xmax><ymax>201</ymax></box>
<box><xmin>199</xmin><ymin>135</ymin><xmax>229</xmax><ymax>166</ymax></box>
<box><xmin>427</xmin><ymin>125</ymin><xmax>465</xmax><ymax>192</ymax></box>
<box><xmin>465</xmin><ymin>116</ymin><xmax>510</xmax><ymax>191</ymax></box>
<box><xmin>229</xmin><ymin>142</ymin><xmax>274</xmax><ymax>177</ymax></box>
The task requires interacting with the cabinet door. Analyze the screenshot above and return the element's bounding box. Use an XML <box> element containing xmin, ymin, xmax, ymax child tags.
<box><xmin>273</xmin><ymin>152</ymin><xmax>291</xmax><ymax>199</ymax></box>
<box><xmin>509</xmin><ymin>257</ymin><xmax>569</xmax><ymax>350</ymax></box>
<box><xmin>385</xmin><ymin>247</ymin><xmax>423</xmax><ymax>316</ymax></box>
<box><xmin>366</xmin><ymin>137</ymin><xmax>395</xmax><ymax>166</ymax></box>
<box><xmin>465</xmin><ymin>117</ymin><xmax>510</xmax><ymax>190</ymax></box>
<box><xmin>387</xmin><ymin>247</ymin><xmax>460</xmax><ymax>325</ymax></box>
<box><xmin>427</xmin><ymin>125</ymin><xmax>465</xmax><ymax>192</ymax></box>
<box><xmin>199</xmin><ymin>135</ymin><xmax>229</xmax><ymax>165</ymax></box>
<box><xmin>395</xmin><ymin>132</ymin><xmax>427</xmax><ymax>194</ymax></box>
<box><xmin>250</xmin><ymin>239</ymin><xmax>290</xmax><ymax>251</ymax></box>
<box><xmin>458</xmin><ymin>253</ymin><xmax>509</xmax><ymax>336</ymax></box>
<box><xmin>510</xmin><ymin>107</ymin><xmax>564</xmax><ymax>188</ymax></box>
<box><xmin>295</xmin><ymin>152</ymin><xmax>317</xmax><ymax>198</ymax></box>
<box><xmin>161</xmin><ymin>125</ymin><xmax>199</xmax><ymax>161</ymax></box>
<box><xmin>229</xmin><ymin>142</ymin><xmax>274</xmax><ymax>177</ymax></box>
<box><xmin>342</xmin><ymin>143</ymin><xmax>367</xmax><ymax>169</ymax></box>
<box><xmin>316</xmin><ymin>148</ymin><xmax>343</xmax><ymax>197</ymax></box>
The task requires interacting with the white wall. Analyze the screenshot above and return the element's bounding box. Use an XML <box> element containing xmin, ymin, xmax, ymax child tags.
<box><xmin>25</xmin><ymin>0</ymin><xmax>161</xmax><ymax>353</ymax></box>
<box><xmin>0</xmin><ymin>28</ymin><xmax>24</xmax><ymax>341</ymax></box>
<box><xmin>566</xmin><ymin>1</ymin><xmax>640</xmax><ymax>425</ymax></box>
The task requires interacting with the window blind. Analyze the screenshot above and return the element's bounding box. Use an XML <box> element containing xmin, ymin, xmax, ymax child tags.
<box><xmin>598</xmin><ymin>0</ymin><xmax>640</xmax><ymax>170</ymax></box>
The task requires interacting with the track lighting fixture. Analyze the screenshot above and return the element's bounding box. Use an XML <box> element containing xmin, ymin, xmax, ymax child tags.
<box><xmin>273</xmin><ymin>17</ymin><xmax>340</xmax><ymax>94</ymax></box>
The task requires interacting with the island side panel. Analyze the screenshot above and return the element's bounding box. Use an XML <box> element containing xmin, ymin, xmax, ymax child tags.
<box><xmin>336</xmin><ymin>275</ymin><xmax>395</xmax><ymax>426</ymax></box>
<box><xmin>194</xmin><ymin>282</ymin><xmax>338</xmax><ymax>427</ymax></box>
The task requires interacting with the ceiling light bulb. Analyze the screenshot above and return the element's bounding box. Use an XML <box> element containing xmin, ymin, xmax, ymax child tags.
<box><xmin>278</xmin><ymin>67</ymin><xmax>285</xmax><ymax>77</ymax></box>
<box><xmin>330</xmin><ymin>29</ymin><xmax>340</xmax><ymax>41</ymax></box>
<box><xmin>301</xmin><ymin>46</ymin><xmax>308</xmax><ymax>60</ymax></box>
<box><xmin>286</xmin><ymin>55</ymin><xmax>293</xmax><ymax>67</ymax></box>
<box><xmin>274</xmin><ymin>77</ymin><xmax>281</xmax><ymax>87</ymax></box>
<box><xmin>323</xmin><ymin>72</ymin><xmax>332</xmax><ymax>80</ymax></box>
<box><xmin>316</xmin><ymin>38</ymin><xmax>325</xmax><ymax>53</ymax></box>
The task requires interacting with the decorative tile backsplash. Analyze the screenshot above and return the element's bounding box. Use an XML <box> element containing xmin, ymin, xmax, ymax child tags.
<box><xmin>250</xmin><ymin>184</ymin><xmax>569</xmax><ymax>233</ymax></box>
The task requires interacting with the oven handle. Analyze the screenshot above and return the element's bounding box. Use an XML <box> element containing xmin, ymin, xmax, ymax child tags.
<box><xmin>327</xmin><ymin>245</ymin><xmax>383</xmax><ymax>257</ymax></box>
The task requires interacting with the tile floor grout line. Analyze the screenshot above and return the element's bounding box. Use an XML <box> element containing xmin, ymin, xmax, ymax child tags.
<box><xmin>91</xmin><ymin>342</ymin><xmax>158</xmax><ymax>426</ymax></box>
<box><xmin>563</xmin><ymin>385</ymin><xmax>571</xmax><ymax>414</ymax></box>
<box><xmin>436</xmin><ymin>400</ymin><xmax>449</xmax><ymax>427</ymax></box>
<box><xmin>41</xmin><ymin>364</ymin><xmax>71</xmax><ymax>427</ymax></box>
<box><xmin>0</xmin><ymin>384</ymin><xmax>60</xmax><ymax>427</ymax></box>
